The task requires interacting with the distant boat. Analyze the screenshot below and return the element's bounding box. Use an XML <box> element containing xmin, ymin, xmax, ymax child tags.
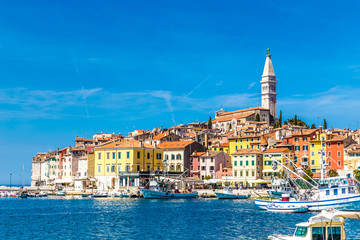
<box><xmin>215</xmin><ymin>187</ymin><xmax>251</xmax><ymax>199</ymax></box>
<box><xmin>141</xmin><ymin>188</ymin><xmax>198</xmax><ymax>199</ymax></box>
<box><xmin>91</xmin><ymin>193</ymin><xmax>108</xmax><ymax>198</ymax></box>
<box><xmin>56</xmin><ymin>191</ymin><xmax>66</xmax><ymax>196</ymax></box>
<box><xmin>18</xmin><ymin>192</ymin><xmax>28</xmax><ymax>199</ymax></box>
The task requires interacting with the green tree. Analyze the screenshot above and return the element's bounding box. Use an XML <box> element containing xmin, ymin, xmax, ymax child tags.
<box><xmin>208</xmin><ymin>116</ymin><xmax>212</xmax><ymax>129</ymax></box>
<box><xmin>279</xmin><ymin>110</ymin><xmax>283</xmax><ymax>127</ymax></box>
<box><xmin>323</xmin><ymin>119</ymin><xmax>327</xmax><ymax>129</ymax></box>
<box><xmin>287</xmin><ymin>116</ymin><xmax>308</xmax><ymax>127</ymax></box>
<box><xmin>284</xmin><ymin>120</ymin><xmax>288</xmax><ymax>125</ymax></box>
<box><xmin>255</xmin><ymin>113</ymin><xmax>260</xmax><ymax>122</ymax></box>
<box><xmin>327</xmin><ymin>169</ymin><xmax>339</xmax><ymax>177</ymax></box>
<box><xmin>303</xmin><ymin>168</ymin><xmax>314</xmax><ymax>182</ymax></box>
<box><xmin>311</xmin><ymin>124</ymin><xmax>316</xmax><ymax>129</ymax></box>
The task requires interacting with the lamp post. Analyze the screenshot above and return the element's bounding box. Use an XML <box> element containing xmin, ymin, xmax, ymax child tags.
<box><xmin>10</xmin><ymin>173</ymin><xmax>12</xmax><ymax>190</ymax></box>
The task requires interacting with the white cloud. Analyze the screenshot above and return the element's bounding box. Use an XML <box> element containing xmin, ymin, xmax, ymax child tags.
<box><xmin>247</xmin><ymin>81</ymin><xmax>256</xmax><ymax>90</ymax></box>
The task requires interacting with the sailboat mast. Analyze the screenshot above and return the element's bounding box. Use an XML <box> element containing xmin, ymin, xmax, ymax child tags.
<box><xmin>22</xmin><ymin>164</ymin><xmax>24</xmax><ymax>188</ymax></box>
<box><xmin>320</xmin><ymin>134</ymin><xmax>325</xmax><ymax>181</ymax></box>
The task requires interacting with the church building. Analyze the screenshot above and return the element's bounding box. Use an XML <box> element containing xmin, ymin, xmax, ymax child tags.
<box><xmin>213</xmin><ymin>50</ymin><xmax>278</xmax><ymax>132</ymax></box>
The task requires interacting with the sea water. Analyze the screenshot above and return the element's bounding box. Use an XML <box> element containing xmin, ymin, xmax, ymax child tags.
<box><xmin>0</xmin><ymin>197</ymin><xmax>360</xmax><ymax>239</ymax></box>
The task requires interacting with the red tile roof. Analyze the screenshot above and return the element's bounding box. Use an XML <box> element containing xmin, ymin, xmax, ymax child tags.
<box><xmin>264</xmin><ymin>148</ymin><xmax>290</xmax><ymax>153</ymax></box>
<box><xmin>212</xmin><ymin>113</ymin><xmax>254</xmax><ymax>123</ymax></box>
<box><xmin>157</xmin><ymin>141</ymin><xmax>195</xmax><ymax>149</ymax></box>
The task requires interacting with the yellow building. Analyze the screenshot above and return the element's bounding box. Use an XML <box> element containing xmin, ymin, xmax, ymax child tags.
<box><xmin>93</xmin><ymin>139</ymin><xmax>164</xmax><ymax>189</ymax></box>
<box><xmin>345</xmin><ymin>149</ymin><xmax>360</xmax><ymax>171</ymax></box>
<box><xmin>309</xmin><ymin>132</ymin><xmax>330</xmax><ymax>173</ymax></box>
<box><xmin>212</xmin><ymin>143</ymin><xmax>229</xmax><ymax>155</ymax></box>
<box><xmin>262</xmin><ymin>148</ymin><xmax>294</xmax><ymax>179</ymax></box>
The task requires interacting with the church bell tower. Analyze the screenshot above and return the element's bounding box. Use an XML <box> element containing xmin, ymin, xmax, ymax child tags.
<box><xmin>261</xmin><ymin>49</ymin><xmax>277</xmax><ymax>120</ymax></box>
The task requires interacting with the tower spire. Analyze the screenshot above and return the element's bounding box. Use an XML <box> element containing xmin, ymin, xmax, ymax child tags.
<box><xmin>261</xmin><ymin>49</ymin><xmax>277</xmax><ymax>121</ymax></box>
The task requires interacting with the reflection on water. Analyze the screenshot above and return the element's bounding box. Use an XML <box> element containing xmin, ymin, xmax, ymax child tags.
<box><xmin>0</xmin><ymin>198</ymin><xmax>359</xmax><ymax>240</ymax></box>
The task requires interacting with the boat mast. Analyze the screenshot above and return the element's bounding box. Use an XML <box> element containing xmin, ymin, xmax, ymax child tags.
<box><xmin>22</xmin><ymin>164</ymin><xmax>24</xmax><ymax>188</ymax></box>
<box><xmin>320</xmin><ymin>133</ymin><xmax>325</xmax><ymax>181</ymax></box>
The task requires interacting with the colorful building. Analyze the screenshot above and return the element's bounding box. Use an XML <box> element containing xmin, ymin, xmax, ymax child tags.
<box><xmin>231</xmin><ymin>149</ymin><xmax>263</xmax><ymax>186</ymax></box>
<box><xmin>94</xmin><ymin>139</ymin><xmax>164</xmax><ymax>189</ymax></box>
<box><xmin>309</xmin><ymin>132</ymin><xmax>331</xmax><ymax>173</ymax></box>
<box><xmin>325</xmin><ymin>136</ymin><xmax>355</xmax><ymax>170</ymax></box>
<box><xmin>262</xmin><ymin>148</ymin><xmax>294</xmax><ymax>180</ymax></box>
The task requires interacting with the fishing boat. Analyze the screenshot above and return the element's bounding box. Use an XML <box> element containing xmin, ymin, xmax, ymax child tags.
<box><xmin>140</xmin><ymin>180</ymin><xmax>198</xmax><ymax>199</ymax></box>
<box><xmin>267</xmin><ymin>178</ymin><xmax>294</xmax><ymax>198</ymax></box>
<box><xmin>215</xmin><ymin>187</ymin><xmax>251</xmax><ymax>199</ymax></box>
<box><xmin>91</xmin><ymin>193</ymin><xmax>108</xmax><ymax>198</ymax></box>
<box><xmin>268</xmin><ymin>208</ymin><xmax>360</xmax><ymax>239</ymax></box>
<box><xmin>255</xmin><ymin>142</ymin><xmax>360</xmax><ymax>211</ymax></box>
<box><xmin>266</xmin><ymin>202</ymin><xmax>308</xmax><ymax>213</ymax></box>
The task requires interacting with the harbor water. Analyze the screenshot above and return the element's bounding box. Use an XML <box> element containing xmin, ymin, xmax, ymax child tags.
<box><xmin>1</xmin><ymin>198</ymin><xmax>360</xmax><ymax>239</ymax></box>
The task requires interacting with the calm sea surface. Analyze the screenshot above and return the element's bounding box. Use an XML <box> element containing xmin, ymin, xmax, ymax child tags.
<box><xmin>1</xmin><ymin>197</ymin><xmax>360</xmax><ymax>240</ymax></box>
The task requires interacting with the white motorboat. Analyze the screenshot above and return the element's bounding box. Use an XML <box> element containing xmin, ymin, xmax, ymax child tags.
<box><xmin>268</xmin><ymin>208</ymin><xmax>360</xmax><ymax>239</ymax></box>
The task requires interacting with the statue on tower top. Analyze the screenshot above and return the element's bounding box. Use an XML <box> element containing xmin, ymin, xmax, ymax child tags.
<box><xmin>267</xmin><ymin>48</ymin><xmax>270</xmax><ymax>55</ymax></box>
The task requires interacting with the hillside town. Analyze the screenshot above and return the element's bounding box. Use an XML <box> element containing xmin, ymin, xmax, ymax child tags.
<box><xmin>30</xmin><ymin>52</ymin><xmax>360</xmax><ymax>192</ymax></box>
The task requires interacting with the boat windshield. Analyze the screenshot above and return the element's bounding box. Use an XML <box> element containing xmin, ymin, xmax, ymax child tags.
<box><xmin>312</xmin><ymin>227</ymin><xmax>325</xmax><ymax>240</ymax></box>
<box><xmin>327</xmin><ymin>227</ymin><xmax>341</xmax><ymax>240</ymax></box>
<box><xmin>294</xmin><ymin>226</ymin><xmax>307</xmax><ymax>237</ymax></box>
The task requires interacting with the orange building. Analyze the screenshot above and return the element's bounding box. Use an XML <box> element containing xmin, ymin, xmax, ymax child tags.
<box><xmin>325</xmin><ymin>136</ymin><xmax>355</xmax><ymax>170</ymax></box>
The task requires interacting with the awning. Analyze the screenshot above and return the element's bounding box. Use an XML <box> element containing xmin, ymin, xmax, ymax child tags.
<box><xmin>262</xmin><ymin>169</ymin><xmax>279</xmax><ymax>173</ymax></box>
<box><xmin>53</xmin><ymin>179</ymin><xmax>73</xmax><ymax>184</ymax></box>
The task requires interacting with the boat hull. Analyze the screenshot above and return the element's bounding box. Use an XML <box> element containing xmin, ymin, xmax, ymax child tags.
<box><xmin>141</xmin><ymin>189</ymin><xmax>198</xmax><ymax>199</ymax></box>
<box><xmin>255</xmin><ymin>194</ymin><xmax>360</xmax><ymax>211</ymax></box>
<box><xmin>266</xmin><ymin>206</ymin><xmax>308</xmax><ymax>213</ymax></box>
<box><xmin>215</xmin><ymin>192</ymin><xmax>251</xmax><ymax>199</ymax></box>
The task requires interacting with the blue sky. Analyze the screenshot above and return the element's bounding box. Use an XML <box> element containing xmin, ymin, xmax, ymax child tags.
<box><xmin>1</xmin><ymin>0</ymin><xmax>360</xmax><ymax>184</ymax></box>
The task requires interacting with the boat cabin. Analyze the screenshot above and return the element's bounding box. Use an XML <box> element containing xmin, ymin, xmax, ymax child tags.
<box><xmin>268</xmin><ymin>209</ymin><xmax>360</xmax><ymax>240</ymax></box>
<box><xmin>292</xmin><ymin>220</ymin><xmax>344</xmax><ymax>240</ymax></box>
<box><xmin>318</xmin><ymin>177</ymin><xmax>357</xmax><ymax>200</ymax></box>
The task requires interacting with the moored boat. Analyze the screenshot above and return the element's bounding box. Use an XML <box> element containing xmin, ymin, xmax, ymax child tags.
<box><xmin>215</xmin><ymin>187</ymin><xmax>251</xmax><ymax>199</ymax></box>
<box><xmin>268</xmin><ymin>208</ymin><xmax>360</xmax><ymax>239</ymax></box>
<box><xmin>141</xmin><ymin>188</ymin><xmax>198</xmax><ymax>199</ymax></box>
<box><xmin>56</xmin><ymin>191</ymin><xmax>66</xmax><ymax>196</ymax></box>
<box><xmin>266</xmin><ymin>203</ymin><xmax>308</xmax><ymax>213</ymax></box>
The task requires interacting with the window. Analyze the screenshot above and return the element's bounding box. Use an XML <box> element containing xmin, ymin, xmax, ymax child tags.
<box><xmin>295</xmin><ymin>137</ymin><xmax>299</xmax><ymax>142</ymax></box>
<box><xmin>235</xmin><ymin>140</ymin><xmax>238</xmax><ymax>143</ymax></box>
<box><xmin>303</xmin><ymin>137</ymin><xmax>307</xmax><ymax>141</ymax></box>
<box><xmin>137</xmin><ymin>164</ymin><xmax>140</xmax><ymax>171</ymax></box>
<box><xmin>197</xmin><ymin>166</ymin><xmax>200</xmax><ymax>170</ymax></box>
<box><xmin>201</xmin><ymin>166</ymin><xmax>205</xmax><ymax>170</ymax></box>
<box><xmin>190</xmin><ymin>166</ymin><xmax>193</xmax><ymax>170</ymax></box>
<box><xmin>118</xmin><ymin>152</ymin><xmax>121</xmax><ymax>159</ymax></box>
<box><xmin>295</xmin><ymin>227</ymin><xmax>307</xmax><ymax>237</ymax></box>
<box><xmin>311</xmin><ymin>151</ymin><xmax>315</xmax><ymax>156</ymax></box>
<box><xmin>311</xmin><ymin>160</ymin><xmax>315</xmax><ymax>165</ymax></box>
<box><xmin>328</xmin><ymin>151</ymin><xmax>331</xmax><ymax>157</ymax></box>
<box><xmin>246</xmin><ymin>161</ymin><xmax>249</xmax><ymax>166</ymax></box>
<box><xmin>337</xmin><ymin>142</ymin><xmax>341</xmax><ymax>147</ymax></box>
<box><xmin>107</xmin><ymin>152</ymin><xmax>110</xmax><ymax>159</ymax></box>
<box><xmin>106</xmin><ymin>164</ymin><xmax>110</xmax><ymax>173</ymax></box>
<box><xmin>211</xmin><ymin>158</ymin><xmax>213</xmax><ymax>162</ymax></box>
<box><xmin>98</xmin><ymin>165</ymin><xmax>101</xmax><ymax>173</ymax></box>
<box><xmin>126</xmin><ymin>152</ymin><xmax>130</xmax><ymax>159</ymax></box>
<box><xmin>112</xmin><ymin>152</ymin><xmax>115</xmax><ymax>159</ymax></box>
<box><xmin>165</xmin><ymin>154</ymin><xmax>169</xmax><ymax>160</ymax></box>
<box><xmin>157</xmin><ymin>164</ymin><xmax>160</xmax><ymax>171</ymax></box>
<box><xmin>234</xmin><ymin>161</ymin><xmax>237</xmax><ymax>166</ymax></box>
<box><xmin>118</xmin><ymin>164</ymin><xmax>121</xmax><ymax>173</ymax></box>
<box><xmin>337</xmin><ymin>161</ymin><xmax>341</xmax><ymax>167</ymax></box>
<box><xmin>156</xmin><ymin>153</ymin><xmax>162</xmax><ymax>160</ymax></box>
<box><xmin>147</xmin><ymin>152</ymin><xmax>150</xmax><ymax>159</ymax></box>
<box><xmin>303</xmin><ymin>145</ymin><xmax>308</xmax><ymax>151</ymax></box>
<box><xmin>235</xmin><ymin>146</ymin><xmax>238</xmax><ymax>150</ymax></box>
<box><xmin>177</xmin><ymin>154</ymin><xmax>181</xmax><ymax>160</ymax></box>
<box><xmin>126</xmin><ymin>164</ymin><xmax>130</xmax><ymax>172</ymax></box>
<box><xmin>252</xmin><ymin>171</ymin><xmax>255</xmax><ymax>177</ymax></box>
<box><xmin>137</xmin><ymin>152</ymin><xmax>140</xmax><ymax>159</ymax></box>
<box><xmin>334</xmin><ymin>189</ymin><xmax>338</xmax><ymax>195</ymax></box>
<box><xmin>210</xmin><ymin>166</ymin><xmax>214</xmax><ymax>171</ymax></box>
<box><xmin>329</xmin><ymin>161</ymin><xmax>332</xmax><ymax>167</ymax></box>
<box><xmin>311</xmin><ymin>143</ymin><xmax>315</xmax><ymax>148</ymax></box>
<box><xmin>245</xmin><ymin>171</ymin><xmax>248</xmax><ymax>176</ymax></box>
<box><xmin>171</xmin><ymin>154</ymin><xmax>175</xmax><ymax>160</ymax></box>
<box><xmin>234</xmin><ymin>171</ymin><xmax>237</xmax><ymax>177</ymax></box>
<box><xmin>214</xmin><ymin>147</ymin><xmax>217</xmax><ymax>151</ymax></box>
<box><xmin>240</xmin><ymin>171</ymin><xmax>243</xmax><ymax>176</ymax></box>
<box><xmin>328</xmin><ymin>143</ymin><xmax>331</xmax><ymax>148</ymax></box>
<box><xmin>98</xmin><ymin>153</ymin><xmax>101</xmax><ymax>160</ymax></box>
<box><xmin>147</xmin><ymin>164</ymin><xmax>150</xmax><ymax>171</ymax></box>
<box><xmin>240</xmin><ymin>161</ymin><xmax>243</xmax><ymax>166</ymax></box>
<box><xmin>252</xmin><ymin>160</ymin><xmax>255</xmax><ymax>166</ymax></box>
<box><xmin>337</xmin><ymin>151</ymin><xmax>341</xmax><ymax>157</ymax></box>
<box><xmin>312</xmin><ymin>227</ymin><xmax>325</xmax><ymax>240</ymax></box>
<box><xmin>342</xmin><ymin>188</ymin><xmax>346</xmax><ymax>194</ymax></box>
<box><xmin>111</xmin><ymin>165</ymin><xmax>115</xmax><ymax>172</ymax></box>
<box><xmin>295</xmin><ymin>146</ymin><xmax>300</xmax><ymax>151</ymax></box>
<box><xmin>327</xmin><ymin>227</ymin><xmax>341</xmax><ymax>240</ymax></box>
